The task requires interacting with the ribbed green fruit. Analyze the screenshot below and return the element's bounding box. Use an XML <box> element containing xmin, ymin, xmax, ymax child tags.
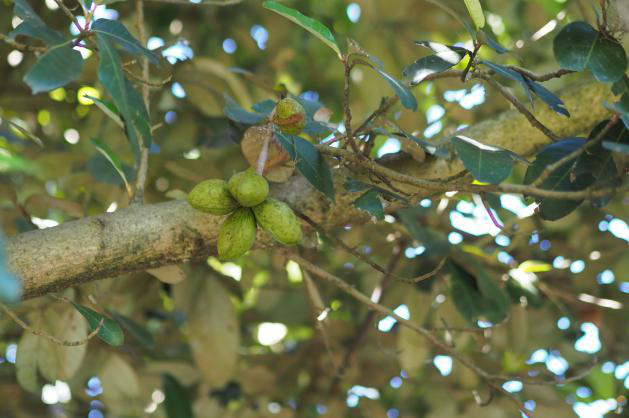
<box><xmin>271</xmin><ymin>97</ymin><xmax>306</xmax><ymax>135</ymax></box>
<box><xmin>187</xmin><ymin>179</ymin><xmax>239</xmax><ymax>215</ymax></box>
<box><xmin>227</xmin><ymin>168</ymin><xmax>269</xmax><ymax>207</ymax></box>
<box><xmin>217</xmin><ymin>208</ymin><xmax>257</xmax><ymax>260</ymax></box>
<box><xmin>253</xmin><ymin>198</ymin><xmax>302</xmax><ymax>245</ymax></box>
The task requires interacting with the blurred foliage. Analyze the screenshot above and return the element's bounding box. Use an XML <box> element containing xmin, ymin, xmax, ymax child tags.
<box><xmin>0</xmin><ymin>0</ymin><xmax>628</xmax><ymax>417</ymax></box>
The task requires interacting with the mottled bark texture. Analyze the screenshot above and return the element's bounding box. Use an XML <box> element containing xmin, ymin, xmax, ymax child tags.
<box><xmin>6</xmin><ymin>79</ymin><xmax>614</xmax><ymax>299</ymax></box>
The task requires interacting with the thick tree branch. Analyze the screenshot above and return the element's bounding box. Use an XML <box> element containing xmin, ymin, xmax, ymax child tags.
<box><xmin>5</xmin><ymin>79</ymin><xmax>617</xmax><ymax>299</ymax></box>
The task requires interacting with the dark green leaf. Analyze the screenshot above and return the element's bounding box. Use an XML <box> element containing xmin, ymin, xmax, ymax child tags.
<box><xmin>162</xmin><ymin>374</ymin><xmax>194</xmax><ymax>418</ymax></box>
<box><xmin>251</xmin><ymin>99</ymin><xmax>276</xmax><ymax>116</ymax></box>
<box><xmin>275</xmin><ymin>132</ymin><xmax>335</xmax><ymax>201</ymax></box>
<box><xmin>70</xmin><ymin>302</ymin><xmax>124</xmax><ymax>346</ymax></box>
<box><xmin>92</xmin><ymin>19</ymin><xmax>158</xmax><ymax>64</ymax></box>
<box><xmin>369</xmin><ymin>66</ymin><xmax>417</xmax><ymax>111</ymax></box>
<box><xmin>24</xmin><ymin>44</ymin><xmax>83</xmax><ymax>94</ymax></box>
<box><xmin>87</xmin><ymin>154</ymin><xmax>135</xmax><ymax>187</ymax></box>
<box><xmin>223</xmin><ymin>94</ymin><xmax>266</xmax><ymax>125</ymax></box>
<box><xmin>524</xmin><ymin>138</ymin><xmax>593</xmax><ymax>220</ymax></box>
<box><xmin>0</xmin><ymin>231</ymin><xmax>22</xmax><ymax>303</ymax></box>
<box><xmin>553</xmin><ymin>21</ymin><xmax>627</xmax><ymax>83</ymax></box>
<box><xmin>481</xmin><ymin>26</ymin><xmax>508</xmax><ymax>54</ymax></box>
<box><xmin>397</xmin><ymin>208</ymin><xmax>451</xmax><ymax>256</ymax></box>
<box><xmin>97</xmin><ymin>34</ymin><xmax>140</xmax><ymax>162</ymax></box>
<box><xmin>612</xmin><ymin>75</ymin><xmax>629</xmax><ymax>95</ymax></box>
<box><xmin>606</xmin><ymin>93</ymin><xmax>629</xmax><ymax>129</ymax></box>
<box><xmin>525</xmin><ymin>79</ymin><xmax>570</xmax><ymax>117</ymax></box>
<box><xmin>347</xmin><ymin>38</ymin><xmax>385</xmax><ymax>70</ymax></box>
<box><xmin>452</xmin><ymin>135</ymin><xmax>516</xmax><ymax>184</ymax></box>
<box><xmin>262</xmin><ymin>1</ymin><xmax>342</xmax><ymax>60</ymax></box>
<box><xmin>352</xmin><ymin>190</ymin><xmax>384</xmax><ymax>220</ymax></box>
<box><xmin>404</xmin><ymin>55</ymin><xmax>461</xmax><ymax>86</ymax></box>
<box><xmin>90</xmin><ymin>138</ymin><xmax>132</xmax><ymax>192</ymax></box>
<box><xmin>449</xmin><ymin>262</ymin><xmax>484</xmax><ymax>324</ymax></box>
<box><xmin>10</xmin><ymin>0</ymin><xmax>66</xmax><ymax>46</ymax></box>
<box><xmin>108</xmin><ymin>311</ymin><xmax>155</xmax><ymax>349</ymax></box>
<box><xmin>125</xmin><ymin>79</ymin><xmax>152</xmax><ymax>148</ymax></box>
<box><xmin>482</xmin><ymin>61</ymin><xmax>533</xmax><ymax>105</ymax></box>
<box><xmin>602</xmin><ymin>141</ymin><xmax>629</xmax><ymax>154</ymax></box>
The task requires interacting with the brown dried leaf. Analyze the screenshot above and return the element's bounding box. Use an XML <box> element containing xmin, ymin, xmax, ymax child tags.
<box><xmin>241</xmin><ymin>125</ymin><xmax>295</xmax><ymax>183</ymax></box>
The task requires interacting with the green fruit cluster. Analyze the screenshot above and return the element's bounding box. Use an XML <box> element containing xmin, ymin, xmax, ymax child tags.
<box><xmin>187</xmin><ymin>168</ymin><xmax>302</xmax><ymax>260</ymax></box>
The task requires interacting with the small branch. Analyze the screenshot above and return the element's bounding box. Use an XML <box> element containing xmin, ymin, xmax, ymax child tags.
<box><xmin>132</xmin><ymin>0</ymin><xmax>151</xmax><ymax>205</ymax></box>
<box><xmin>54</xmin><ymin>0</ymin><xmax>84</xmax><ymax>34</ymax></box>
<box><xmin>124</xmin><ymin>68</ymin><xmax>173</xmax><ymax>87</ymax></box>
<box><xmin>480</xmin><ymin>75</ymin><xmax>559</xmax><ymax>141</ymax></box>
<box><xmin>0</xmin><ymin>302</ymin><xmax>103</xmax><ymax>347</ymax></box>
<box><xmin>504</xmin><ymin>66</ymin><xmax>575</xmax><ymax>82</ymax></box>
<box><xmin>0</xmin><ymin>34</ymin><xmax>47</xmax><ymax>53</ymax></box>
<box><xmin>342</xmin><ymin>56</ymin><xmax>360</xmax><ymax>153</ymax></box>
<box><xmin>531</xmin><ymin>115</ymin><xmax>620</xmax><ymax>187</ymax></box>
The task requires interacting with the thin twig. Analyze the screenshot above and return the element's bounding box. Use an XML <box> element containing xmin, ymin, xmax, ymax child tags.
<box><xmin>124</xmin><ymin>68</ymin><xmax>173</xmax><ymax>87</ymax></box>
<box><xmin>54</xmin><ymin>0</ymin><xmax>83</xmax><ymax>34</ymax></box>
<box><xmin>504</xmin><ymin>66</ymin><xmax>575</xmax><ymax>82</ymax></box>
<box><xmin>0</xmin><ymin>34</ymin><xmax>47</xmax><ymax>53</ymax></box>
<box><xmin>480</xmin><ymin>75</ymin><xmax>559</xmax><ymax>141</ymax></box>
<box><xmin>531</xmin><ymin>115</ymin><xmax>620</xmax><ymax>187</ymax></box>
<box><xmin>342</xmin><ymin>56</ymin><xmax>360</xmax><ymax>153</ymax></box>
<box><xmin>0</xmin><ymin>302</ymin><xmax>103</xmax><ymax>347</ymax></box>
<box><xmin>132</xmin><ymin>0</ymin><xmax>151</xmax><ymax>205</ymax></box>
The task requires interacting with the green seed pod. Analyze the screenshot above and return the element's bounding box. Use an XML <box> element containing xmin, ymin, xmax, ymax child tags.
<box><xmin>217</xmin><ymin>208</ymin><xmax>257</xmax><ymax>260</ymax></box>
<box><xmin>227</xmin><ymin>168</ymin><xmax>269</xmax><ymax>207</ymax></box>
<box><xmin>187</xmin><ymin>179</ymin><xmax>239</xmax><ymax>215</ymax></box>
<box><xmin>271</xmin><ymin>97</ymin><xmax>306</xmax><ymax>135</ymax></box>
<box><xmin>253</xmin><ymin>198</ymin><xmax>302</xmax><ymax>245</ymax></box>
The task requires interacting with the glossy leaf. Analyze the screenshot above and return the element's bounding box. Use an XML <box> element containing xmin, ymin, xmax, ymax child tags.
<box><xmin>91</xmin><ymin>138</ymin><xmax>132</xmax><ymax>192</ymax></box>
<box><xmin>353</xmin><ymin>190</ymin><xmax>384</xmax><ymax>221</ymax></box>
<box><xmin>263</xmin><ymin>1</ymin><xmax>342</xmax><ymax>60</ymax></box>
<box><xmin>463</xmin><ymin>0</ymin><xmax>485</xmax><ymax>29</ymax></box>
<box><xmin>108</xmin><ymin>311</ymin><xmax>155</xmax><ymax>350</ymax></box>
<box><xmin>162</xmin><ymin>374</ymin><xmax>193</xmax><ymax>418</ymax></box>
<box><xmin>482</xmin><ymin>60</ymin><xmax>533</xmax><ymax>104</ymax></box>
<box><xmin>481</xmin><ymin>26</ymin><xmax>508</xmax><ymax>54</ymax></box>
<box><xmin>97</xmin><ymin>34</ymin><xmax>140</xmax><ymax>162</ymax></box>
<box><xmin>224</xmin><ymin>94</ymin><xmax>266</xmax><ymax>125</ymax></box>
<box><xmin>524</xmin><ymin>138</ymin><xmax>593</xmax><ymax>220</ymax></box>
<box><xmin>92</xmin><ymin>19</ymin><xmax>158</xmax><ymax>64</ymax></box>
<box><xmin>71</xmin><ymin>302</ymin><xmax>124</xmax><ymax>346</ymax></box>
<box><xmin>368</xmin><ymin>64</ymin><xmax>417</xmax><ymax>111</ymax></box>
<box><xmin>276</xmin><ymin>131</ymin><xmax>335</xmax><ymax>201</ymax></box>
<box><xmin>24</xmin><ymin>44</ymin><xmax>83</xmax><ymax>94</ymax></box>
<box><xmin>553</xmin><ymin>21</ymin><xmax>627</xmax><ymax>83</ymax></box>
<box><xmin>452</xmin><ymin>135</ymin><xmax>516</xmax><ymax>184</ymax></box>
<box><xmin>10</xmin><ymin>0</ymin><xmax>66</xmax><ymax>46</ymax></box>
<box><xmin>404</xmin><ymin>55</ymin><xmax>460</xmax><ymax>86</ymax></box>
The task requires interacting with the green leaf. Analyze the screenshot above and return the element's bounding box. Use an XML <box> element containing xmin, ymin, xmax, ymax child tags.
<box><xmin>452</xmin><ymin>135</ymin><xmax>517</xmax><ymax>184</ymax></box>
<box><xmin>125</xmin><ymin>78</ymin><xmax>152</xmax><ymax>149</ymax></box>
<box><xmin>92</xmin><ymin>19</ymin><xmax>158</xmax><ymax>64</ymax></box>
<box><xmin>223</xmin><ymin>94</ymin><xmax>266</xmax><ymax>125</ymax></box>
<box><xmin>481</xmin><ymin>26</ymin><xmax>508</xmax><ymax>54</ymax></box>
<box><xmin>553</xmin><ymin>21</ymin><xmax>627</xmax><ymax>83</ymax></box>
<box><xmin>524</xmin><ymin>138</ymin><xmax>594</xmax><ymax>220</ymax></box>
<box><xmin>70</xmin><ymin>302</ymin><xmax>124</xmax><ymax>346</ymax></box>
<box><xmin>397</xmin><ymin>208</ymin><xmax>451</xmax><ymax>256</ymax></box>
<box><xmin>404</xmin><ymin>54</ymin><xmax>464</xmax><ymax>86</ymax></box>
<box><xmin>602</xmin><ymin>141</ymin><xmax>629</xmax><ymax>154</ymax></box>
<box><xmin>347</xmin><ymin>38</ymin><xmax>384</xmax><ymax>70</ymax></box>
<box><xmin>0</xmin><ymin>231</ymin><xmax>22</xmax><ymax>303</ymax></box>
<box><xmin>353</xmin><ymin>190</ymin><xmax>384</xmax><ymax>220</ymax></box>
<box><xmin>463</xmin><ymin>0</ymin><xmax>485</xmax><ymax>29</ymax></box>
<box><xmin>162</xmin><ymin>374</ymin><xmax>193</xmax><ymax>418</ymax></box>
<box><xmin>96</xmin><ymin>34</ymin><xmax>140</xmax><ymax>163</ymax></box>
<box><xmin>87</xmin><ymin>154</ymin><xmax>135</xmax><ymax>187</ymax></box>
<box><xmin>525</xmin><ymin>79</ymin><xmax>570</xmax><ymax>117</ymax></box>
<box><xmin>612</xmin><ymin>75</ymin><xmax>629</xmax><ymax>95</ymax></box>
<box><xmin>449</xmin><ymin>262</ymin><xmax>484</xmax><ymax>324</ymax></box>
<box><xmin>606</xmin><ymin>93</ymin><xmax>629</xmax><ymax>129</ymax></box>
<box><xmin>369</xmin><ymin>65</ymin><xmax>418</xmax><ymax>111</ymax></box>
<box><xmin>262</xmin><ymin>1</ymin><xmax>342</xmax><ymax>60</ymax></box>
<box><xmin>90</xmin><ymin>138</ymin><xmax>132</xmax><ymax>193</ymax></box>
<box><xmin>10</xmin><ymin>0</ymin><xmax>66</xmax><ymax>46</ymax></box>
<box><xmin>24</xmin><ymin>44</ymin><xmax>83</xmax><ymax>94</ymax></box>
<box><xmin>276</xmin><ymin>131</ymin><xmax>335</xmax><ymax>201</ymax></box>
<box><xmin>108</xmin><ymin>311</ymin><xmax>155</xmax><ymax>350</ymax></box>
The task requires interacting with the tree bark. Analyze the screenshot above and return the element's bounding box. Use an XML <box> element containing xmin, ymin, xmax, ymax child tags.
<box><xmin>5</xmin><ymin>79</ymin><xmax>614</xmax><ymax>299</ymax></box>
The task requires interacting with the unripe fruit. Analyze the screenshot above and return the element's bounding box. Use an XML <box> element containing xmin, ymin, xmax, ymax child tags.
<box><xmin>217</xmin><ymin>208</ymin><xmax>257</xmax><ymax>260</ymax></box>
<box><xmin>271</xmin><ymin>98</ymin><xmax>306</xmax><ymax>135</ymax></box>
<box><xmin>188</xmin><ymin>179</ymin><xmax>239</xmax><ymax>215</ymax></box>
<box><xmin>253</xmin><ymin>198</ymin><xmax>302</xmax><ymax>245</ymax></box>
<box><xmin>228</xmin><ymin>168</ymin><xmax>269</xmax><ymax>207</ymax></box>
